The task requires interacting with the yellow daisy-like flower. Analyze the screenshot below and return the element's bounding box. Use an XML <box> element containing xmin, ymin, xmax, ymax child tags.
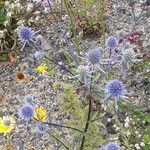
<box><xmin>0</xmin><ymin>116</ymin><xmax>16</xmax><ymax>134</ymax></box>
<box><xmin>33</xmin><ymin>106</ymin><xmax>47</xmax><ymax>122</ymax></box>
<box><xmin>36</xmin><ymin>63</ymin><xmax>47</xmax><ymax>74</ymax></box>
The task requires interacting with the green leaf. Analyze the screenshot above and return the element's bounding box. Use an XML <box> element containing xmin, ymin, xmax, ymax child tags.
<box><xmin>143</xmin><ymin>135</ymin><xmax>150</xmax><ymax>143</ymax></box>
<box><xmin>0</xmin><ymin>4</ymin><xmax>6</xmax><ymax>24</ymax></box>
<box><xmin>144</xmin><ymin>115</ymin><xmax>150</xmax><ymax>123</ymax></box>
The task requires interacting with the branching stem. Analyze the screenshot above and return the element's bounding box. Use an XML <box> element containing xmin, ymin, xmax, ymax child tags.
<box><xmin>44</xmin><ymin>122</ymin><xmax>83</xmax><ymax>133</ymax></box>
<box><xmin>80</xmin><ymin>95</ymin><xmax>92</xmax><ymax>150</ymax></box>
<box><xmin>46</xmin><ymin>130</ymin><xmax>69</xmax><ymax>150</ymax></box>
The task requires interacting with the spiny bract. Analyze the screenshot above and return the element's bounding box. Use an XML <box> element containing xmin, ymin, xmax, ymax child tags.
<box><xmin>87</xmin><ymin>47</ymin><xmax>102</xmax><ymax>65</ymax></box>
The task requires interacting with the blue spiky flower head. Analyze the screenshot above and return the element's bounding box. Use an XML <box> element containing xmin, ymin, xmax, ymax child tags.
<box><xmin>106</xmin><ymin>79</ymin><xmax>125</xmax><ymax>98</ymax></box>
<box><xmin>106</xmin><ymin>143</ymin><xmax>120</xmax><ymax>150</ymax></box>
<box><xmin>106</xmin><ymin>36</ymin><xmax>118</xmax><ymax>48</ymax></box>
<box><xmin>17</xmin><ymin>26</ymin><xmax>34</xmax><ymax>43</ymax></box>
<box><xmin>98</xmin><ymin>145</ymin><xmax>106</xmax><ymax>150</ymax></box>
<box><xmin>86</xmin><ymin>47</ymin><xmax>102</xmax><ymax>65</ymax></box>
<box><xmin>19</xmin><ymin>103</ymin><xmax>34</xmax><ymax>120</ymax></box>
<box><xmin>36</xmin><ymin>123</ymin><xmax>47</xmax><ymax>134</ymax></box>
<box><xmin>34</xmin><ymin>51</ymin><xmax>44</xmax><ymax>60</ymax></box>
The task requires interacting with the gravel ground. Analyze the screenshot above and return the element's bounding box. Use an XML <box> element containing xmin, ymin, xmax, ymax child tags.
<box><xmin>0</xmin><ymin>0</ymin><xmax>150</xmax><ymax>149</ymax></box>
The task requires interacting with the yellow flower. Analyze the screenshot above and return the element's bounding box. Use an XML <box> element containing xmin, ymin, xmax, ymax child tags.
<box><xmin>0</xmin><ymin>116</ymin><xmax>16</xmax><ymax>134</ymax></box>
<box><xmin>36</xmin><ymin>63</ymin><xmax>47</xmax><ymax>74</ymax></box>
<box><xmin>33</xmin><ymin>106</ymin><xmax>47</xmax><ymax>122</ymax></box>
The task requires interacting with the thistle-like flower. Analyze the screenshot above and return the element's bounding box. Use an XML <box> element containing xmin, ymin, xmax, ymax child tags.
<box><xmin>17</xmin><ymin>26</ymin><xmax>34</xmax><ymax>44</ymax></box>
<box><xmin>105</xmin><ymin>79</ymin><xmax>126</xmax><ymax>112</ymax></box>
<box><xmin>19</xmin><ymin>103</ymin><xmax>34</xmax><ymax>120</ymax></box>
<box><xmin>34</xmin><ymin>51</ymin><xmax>44</xmax><ymax>60</ymax></box>
<box><xmin>106</xmin><ymin>79</ymin><xmax>125</xmax><ymax>98</ymax></box>
<box><xmin>106</xmin><ymin>143</ymin><xmax>120</xmax><ymax>150</ymax></box>
<box><xmin>87</xmin><ymin>47</ymin><xmax>102</xmax><ymax>65</ymax></box>
<box><xmin>106</xmin><ymin>36</ymin><xmax>118</xmax><ymax>48</ymax></box>
<box><xmin>36</xmin><ymin>123</ymin><xmax>47</xmax><ymax>134</ymax></box>
<box><xmin>86</xmin><ymin>47</ymin><xmax>105</xmax><ymax>73</ymax></box>
<box><xmin>17</xmin><ymin>26</ymin><xmax>37</xmax><ymax>51</ymax></box>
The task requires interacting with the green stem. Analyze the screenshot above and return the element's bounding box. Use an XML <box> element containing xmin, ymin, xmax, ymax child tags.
<box><xmin>64</xmin><ymin>0</ymin><xmax>81</xmax><ymax>55</ymax></box>
<box><xmin>44</xmin><ymin>122</ymin><xmax>83</xmax><ymax>133</ymax></box>
<box><xmin>46</xmin><ymin>130</ymin><xmax>69</xmax><ymax>150</ymax></box>
<box><xmin>114</xmin><ymin>114</ymin><xmax>131</xmax><ymax>150</ymax></box>
<box><xmin>80</xmin><ymin>95</ymin><xmax>92</xmax><ymax>150</ymax></box>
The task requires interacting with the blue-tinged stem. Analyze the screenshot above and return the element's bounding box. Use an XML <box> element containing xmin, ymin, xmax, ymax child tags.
<box><xmin>114</xmin><ymin>97</ymin><xmax>118</xmax><ymax>113</ymax></box>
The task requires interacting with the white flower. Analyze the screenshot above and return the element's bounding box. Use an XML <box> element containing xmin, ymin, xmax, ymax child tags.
<box><xmin>113</xmin><ymin>124</ymin><xmax>117</xmax><ymax>128</ymax></box>
<box><xmin>33</xmin><ymin>0</ymin><xmax>42</xmax><ymax>2</ymax></box>
<box><xmin>4</xmin><ymin>21</ymin><xmax>10</xmax><ymax>26</ymax></box>
<box><xmin>124</xmin><ymin>116</ymin><xmax>130</xmax><ymax>128</ymax></box>
<box><xmin>138</xmin><ymin>134</ymin><xmax>142</xmax><ymax>138</ymax></box>
<box><xmin>26</xmin><ymin>4</ymin><xmax>34</xmax><ymax>12</ymax></box>
<box><xmin>115</xmin><ymin>127</ymin><xmax>120</xmax><ymax>131</ymax></box>
<box><xmin>34</xmin><ymin>11</ymin><xmax>40</xmax><ymax>15</ymax></box>
<box><xmin>5</xmin><ymin>1</ymin><xmax>10</xmax><ymax>6</ymax></box>
<box><xmin>126</xmin><ymin>130</ymin><xmax>131</xmax><ymax>137</ymax></box>
<box><xmin>10</xmin><ymin>3</ymin><xmax>15</xmax><ymax>10</ymax></box>
<box><xmin>6</xmin><ymin>12</ymin><xmax>12</xmax><ymax>18</ymax></box>
<box><xmin>44</xmin><ymin>7</ymin><xmax>49</xmax><ymax>13</ymax></box>
<box><xmin>35</xmin><ymin>16</ymin><xmax>40</xmax><ymax>21</ymax></box>
<box><xmin>0</xmin><ymin>30</ymin><xmax>4</xmax><ymax>38</ymax></box>
<box><xmin>124</xmin><ymin>122</ymin><xmax>129</xmax><ymax>128</ymax></box>
<box><xmin>125</xmin><ymin>116</ymin><xmax>130</xmax><ymax>122</ymax></box>
<box><xmin>17</xmin><ymin>20</ymin><xmax>25</xmax><ymax>26</ymax></box>
<box><xmin>135</xmin><ymin>144</ymin><xmax>140</xmax><ymax>149</ymax></box>
<box><xmin>140</xmin><ymin>142</ymin><xmax>145</xmax><ymax>147</ymax></box>
<box><xmin>15</xmin><ymin>0</ymin><xmax>20</xmax><ymax>3</ymax></box>
<box><xmin>135</xmin><ymin>131</ymin><xmax>139</xmax><ymax>135</ymax></box>
<box><xmin>16</xmin><ymin>3</ymin><xmax>21</xmax><ymax>8</ymax></box>
<box><xmin>107</xmin><ymin>118</ymin><xmax>111</xmax><ymax>122</ymax></box>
